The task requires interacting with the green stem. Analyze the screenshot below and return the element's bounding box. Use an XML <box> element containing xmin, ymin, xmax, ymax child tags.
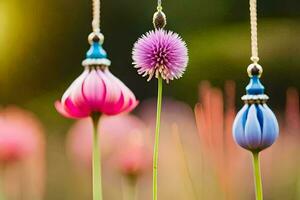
<box><xmin>122</xmin><ymin>177</ymin><xmax>137</xmax><ymax>200</ymax></box>
<box><xmin>153</xmin><ymin>77</ymin><xmax>163</xmax><ymax>200</ymax></box>
<box><xmin>0</xmin><ymin>182</ymin><xmax>5</xmax><ymax>200</ymax></box>
<box><xmin>0</xmin><ymin>165</ymin><xmax>6</xmax><ymax>200</ymax></box>
<box><xmin>92</xmin><ymin>114</ymin><xmax>103</xmax><ymax>200</ymax></box>
<box><xmin>252</xmin><ymin>152</ymin><xmax>263</xmax><ymax>200</ymax></box>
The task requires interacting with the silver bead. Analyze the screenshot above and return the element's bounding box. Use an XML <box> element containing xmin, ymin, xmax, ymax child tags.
<box><xmin>247</xmin><ymin>63</ymin><xmax>263</xmax><ymax>77</ymax></box>
<box><xmin>88</xmin><ymin>32</ymin><xmax>104</xmax><ymax>45</ymax></box>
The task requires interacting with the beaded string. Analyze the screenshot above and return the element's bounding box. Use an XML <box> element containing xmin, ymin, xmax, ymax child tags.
<box><xmin>92</xmin><ymin>0</ymin><xmax>101</xmax><ymax>32</ymax></box>
<box><xmin>250</xmin><ymin>0</ymin><xmax>259</xmax><ymax>63</ymax></box>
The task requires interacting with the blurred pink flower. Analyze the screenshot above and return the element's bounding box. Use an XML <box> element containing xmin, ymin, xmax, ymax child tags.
<box><xmin>117</xmin><ymin>133</ymin><xmax>151</xmax><ymax>178</ymax></box>
<box><xmin>285</xmin><ymin>87</ymin><xmax>300</xmax><ymax>134</ymax></box>
<box><xmin>67</xmin><ymin>114</ymin><xmax>151</xmax><ymax>177</ymax></box>
<box><xmin>0</xmin><ymin>107</ymin><xmax>43</xmax><ymax>163</ymax></box>
<box><xmin>55</xmin><ymin>67</ymin><xmax>138</xmax><ymax>119</ymax></box>
<box><xmin>100</xmin><ymin>114</ymin><xmax>151</xmax><ymax>177</ymax></box>
<box><xmin>0</xmin><ymin>106</ymin><xmax>46</xmax><ymax>200</ymax></box>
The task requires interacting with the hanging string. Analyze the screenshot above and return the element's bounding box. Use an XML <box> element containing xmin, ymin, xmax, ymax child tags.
<box><xmin>250</xmin><ymin>0</ymin><xmax>259</xmax><ymax>63</ymax></box>
<box><xmin>157</xmin><ymin>0</ymin><xmax>162</xmax><ymax>11</ymax></box>
<box><xmin>92</xmin><ymin>0</ymin><xmax>101</xmax><ymax>33</ymax></box>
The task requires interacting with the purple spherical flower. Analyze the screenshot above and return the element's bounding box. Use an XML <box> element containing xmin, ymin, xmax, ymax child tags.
<box><xmin>132</xmin><ymin>29</ymin><xmax>188</xmax><ymax>83</ymax></box>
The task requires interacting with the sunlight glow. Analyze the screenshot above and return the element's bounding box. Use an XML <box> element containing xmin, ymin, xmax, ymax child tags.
<box><xmin>0</xmin><ymin>3</ymin><xmax>8</xmax><ymax>53</ymax></box>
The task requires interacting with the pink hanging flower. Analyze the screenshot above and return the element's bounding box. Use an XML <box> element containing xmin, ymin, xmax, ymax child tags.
<box><xmin>55</xmin><ymin>67</ymin><xmax>138</xmax><ymax>119</ymax></box>
<box><xmin>55</xmin><ymin>33</ymin><xmax>138</xmax><ymax>119</ymax></box>
<box><xmin>0</xmin><ymin>106</ymin><xmax>46</xmax><ymax>199</ymax></box>
<box><xmin>132</xmin><ymin>29</ymin><xmax>188</xmax><ymax>83</ymax></box>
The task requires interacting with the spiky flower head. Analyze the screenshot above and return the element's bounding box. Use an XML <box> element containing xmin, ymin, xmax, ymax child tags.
<box><xmin>132</xmin><ymin>29</ymin><xmax>188</xmax><ymax>83</ymax></box>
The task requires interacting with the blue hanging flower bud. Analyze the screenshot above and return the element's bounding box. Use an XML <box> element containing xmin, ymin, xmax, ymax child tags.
<box><xmin>233</xmin><ymin>64</ymin><xmax>279</xmax><ymax>152</ymax></box>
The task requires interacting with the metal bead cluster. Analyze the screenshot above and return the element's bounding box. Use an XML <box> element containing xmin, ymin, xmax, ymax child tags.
<box><xmin>247</xmin><ymin>63</ymin><xmax>263</xmax><ymax>78</ymax></box>
<box><xmin>243</xmin><ymin>63</ymin><xmax>268</xmax><ymax>104</ymax></box>
<box><xmin>88</xmin><ymin>32</ymin><xmax>104</xmax><ymax>45</ymax></box>
<box><xmin>82</xmin><ymin>32</ymin><xmax>111</xmax><ymax>67</ymax></box>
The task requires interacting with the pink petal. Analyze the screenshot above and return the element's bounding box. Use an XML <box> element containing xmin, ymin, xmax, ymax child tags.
<box><xmin>62</xmin><ymin>70</ymin><xmax>88</xmax><ymax>104</ymax></box>
<box><xmin>54</xmin><ymin>101</ymin><xmax>75</xmax><ymax>119</ymax></box>
<box><xmin>64</xmin><ymin>97</ymin><xmax>91</xmax><ymax>118</ymax></box>
<box><xmin>97</xmin><ymin>69</ymin><xmax>122</xmax><ymax>114</ymax></box>
<box><xmin>108</xmin><ymin>72</ymin><xmax>138</xmax><ymax>113</ymax></box>
<box><xmin>82</xmin><ymin>68</ymin><xmax>106</xmax><ymax>110</ymax></box>
<box><xmin>56</xmin><ymin>67</ymin><xmax>138</xmax><ymax>118</ymax></box>
<box><xmin>101</xmin><ymin>69</ymin><xmax>138</xmax><ymax>115</ymax></box>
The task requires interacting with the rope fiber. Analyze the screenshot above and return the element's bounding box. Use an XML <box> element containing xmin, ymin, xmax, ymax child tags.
<box><xmin>250</xmin><ymin>0</ymin><xmax>259</xmax><ymax>63</ymax></box>
<box><xmin>92</xmin><ymin>0</ymin><xmax>100</xmax><ymax>32</ymax></box>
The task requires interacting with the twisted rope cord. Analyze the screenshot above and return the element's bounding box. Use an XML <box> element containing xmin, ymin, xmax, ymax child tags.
<box><xmin>250</xmin><ymin>0</ymin><xmax>259</xmax><ymax>63</ymax></box>
<box><xmin>92</xmin><ymin>0</ymin><xmax>100</xmax><ymax>32</ymax></box>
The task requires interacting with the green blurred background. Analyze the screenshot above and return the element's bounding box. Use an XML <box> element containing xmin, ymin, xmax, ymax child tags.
<box><xmin>1</xmin><ymin>0</ymin><xmax>300</xmax><ymax>108</ymax></box>
<box><xmin>0</xmin><ymin>0</ymin><xmax>300</xmax><ymax>199</ymax></box>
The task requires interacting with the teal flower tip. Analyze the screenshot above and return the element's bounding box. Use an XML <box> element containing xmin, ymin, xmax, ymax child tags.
<box><xmin>233</xmin><ymin>103</ymin><xmax>279</xmax><ymax>152</ymax></box>
<box><xmin>246</xmin><ymin>76</ymin><xmax>265</xmax><ymax>95</ymax></box>
<box><xmin>86</xmin><ymin>42</ymin><xmax>107</xmax><ymax>59</ymax></box>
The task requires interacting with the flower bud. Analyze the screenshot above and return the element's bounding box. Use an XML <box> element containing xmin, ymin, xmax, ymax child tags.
<box><xmin>233</xmin><ymin>104</ymin><xmax>279</xmax><ymax>152</ymax></box>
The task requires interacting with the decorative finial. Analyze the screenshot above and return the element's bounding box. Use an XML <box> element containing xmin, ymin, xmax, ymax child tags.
<box><xmin>247</xmin><ymin>63</ymin><xmax>263</xmax><ymax>78</ymax></box>
<box><xmin>88</xmin><ymin>32</ymin><xmax>104</xmax><ymax>45</ymax></box>
<box><xmin>153</xmin><ymin>10</ymin><xmax>167</xmax><ymax>29</ymax></box>
<box><xmin>233</xmin><ymin>63</ymin><xmax>279</xmax><ymax>152</ymax></box>
<box><xmin>82</xmin><ymin>32</ymin><xmax>111</xmax><ymax>67</ymax></box>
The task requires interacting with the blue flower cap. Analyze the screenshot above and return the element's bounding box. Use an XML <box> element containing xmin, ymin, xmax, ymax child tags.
<box><xmin>82</xmin><ymin>34</ymin><xmax>111</xmax><ymax>67</ymax></box>
<box><xmin>86</xmin><ymin>42</ymin><xmax>107</xmax><ymax>59</ymax></box>
<box><xmin>233</xmin><ymin>104</ymin><xmax>279</xmax><ymax>152</ymax></box>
